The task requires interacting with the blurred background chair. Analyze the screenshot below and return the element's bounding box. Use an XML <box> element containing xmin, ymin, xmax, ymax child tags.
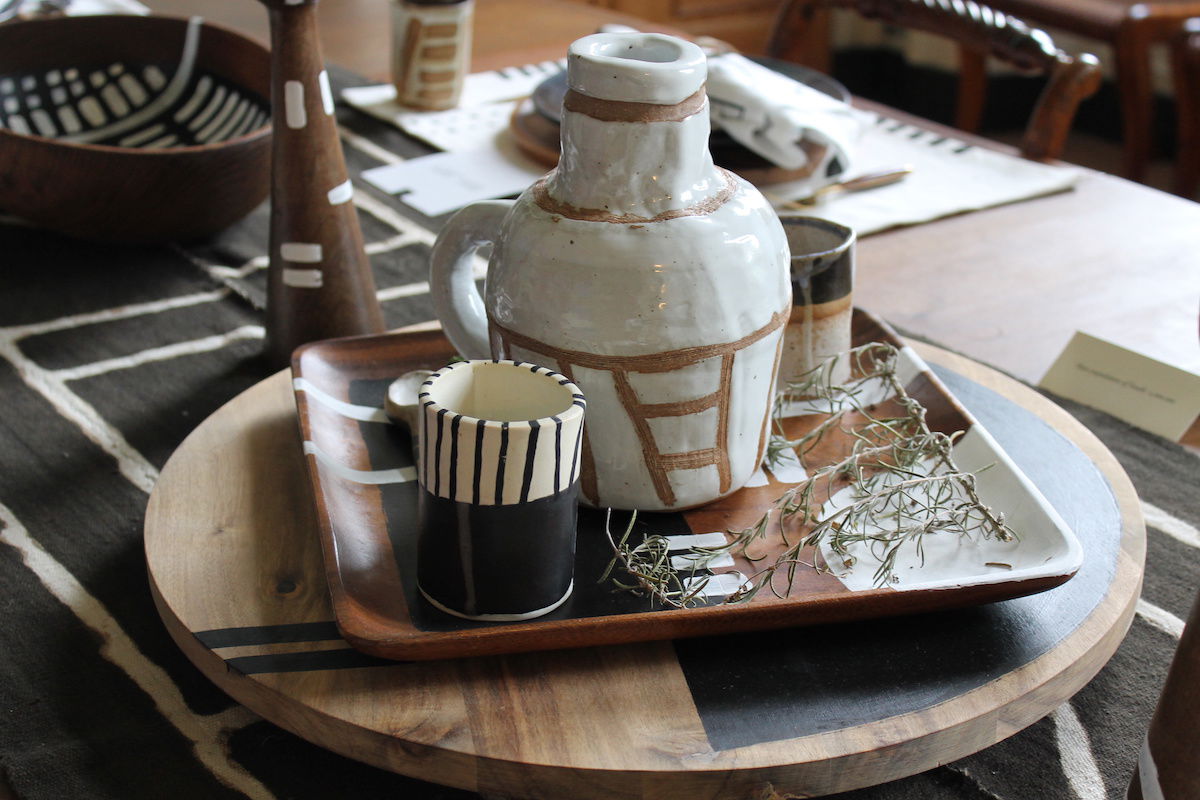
<box><xmin>768</xmin><ymin>0</ymin><xmax>1103</xmax><ymax>161</ymax></box>
<box><xmin>766</xmin><ymin>0</ymin><xmax>1198</xmax><ymax>191</ymax></box>
<box><xmin>1170</xmin><ymin>17</ymin><xmax>1200</xmax><ymax>196</ymax></box>
<box><xmin>955</xmin><ymin>0</ymin><xmax>1200</xmax><ymax>187</ymax></box>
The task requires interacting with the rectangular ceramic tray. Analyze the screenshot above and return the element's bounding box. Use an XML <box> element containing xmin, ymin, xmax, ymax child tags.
<box><xmin>291</xmin><ymin>310</ymin><xmax>1082</xmax><ymax>660</ymax></box>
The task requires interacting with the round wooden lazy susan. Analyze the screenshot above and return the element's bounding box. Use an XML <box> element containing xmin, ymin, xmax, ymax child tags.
<box><xmin>145</xmin><ymin>342</ymin><xmax>1143</xmax><ymax>799</ymax></box>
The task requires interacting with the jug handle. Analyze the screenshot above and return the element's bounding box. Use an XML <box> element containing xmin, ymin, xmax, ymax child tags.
<box><xmin>429</xmin><ymin>200</ymin><xmax>513</xmax><ymax>359</ymax></box>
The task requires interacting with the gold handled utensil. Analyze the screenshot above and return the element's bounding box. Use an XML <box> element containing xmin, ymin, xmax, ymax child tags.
<box><xmin>782</xmin><ymin>166</ymin><xmax>913</xmax><ymax>208</ymax></box>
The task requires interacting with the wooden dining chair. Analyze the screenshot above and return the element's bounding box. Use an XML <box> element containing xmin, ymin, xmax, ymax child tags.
<box><xmin>1170</xmin><ymin>17</ymin><xmax>1200</xmax><ymax>197</ymax></box>
<box><xmin>937</xmin><ymin>0</ymin><xmax>1200</xmax><ymax>184</ymax></box>
<box><xmin>767</xmin><ymin>0</ymin><xmax>1103</xmax><ymax>162</ymax></box>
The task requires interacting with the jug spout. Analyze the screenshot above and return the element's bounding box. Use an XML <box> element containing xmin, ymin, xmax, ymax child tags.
<box><xmin>544</xmin><ymin>33</ymin><xmax>724</xmax><ymax>219</ymax></box>
<box><xmin>566</xmin><ymin>32</ymin><xmax>706</xmax><ymax>105</ymax></box>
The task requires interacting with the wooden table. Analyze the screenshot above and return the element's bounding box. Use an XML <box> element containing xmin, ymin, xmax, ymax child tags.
<box><xmin>153</xmin><ymin>0</ymin><xmax>1199</xmax><ymax>399</ymax></box>
<box><xmin>135</xmin><ymin>0</ymin><xmax>1174</xmax><ymax>793</ymax></box>
<box><xmin>145</xmin><ymin>343</ymin><xmax>1143</xmax><ymax>799</ymax></box>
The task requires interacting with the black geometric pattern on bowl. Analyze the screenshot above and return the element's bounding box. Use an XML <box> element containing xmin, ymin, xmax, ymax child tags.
<box><xmin>0</xmin><ymin>18</ymin><xmax>268</xmax><ymax>148</ymax></box>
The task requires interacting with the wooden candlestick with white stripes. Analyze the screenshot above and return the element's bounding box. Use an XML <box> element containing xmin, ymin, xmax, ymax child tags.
<box><xmin>1128</xmin><ymin>588</ymin><xmax>1200</xmax><ymax>800</ymax></box>
<box><xmin>260</xmin><ymin>0</ymin><xmax>384</xmax><ymax>369</ymax></box>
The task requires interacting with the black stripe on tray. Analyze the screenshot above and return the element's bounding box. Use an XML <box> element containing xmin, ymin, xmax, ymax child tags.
<box><xmin>224</xmin><ymin>648</ymin><xmax>400</xmax><ymax>675</ymax></box>
<box><xmin>195</xmin><ymin>620</ymin><xmax>343</xmax><ymax>648</ymax></box>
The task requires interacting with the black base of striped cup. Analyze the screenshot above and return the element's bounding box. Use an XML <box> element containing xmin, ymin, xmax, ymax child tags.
<box><xmin>416</xmin><ymin>486</ymin><xmax>578</xmax><ymax>621</ymax></box>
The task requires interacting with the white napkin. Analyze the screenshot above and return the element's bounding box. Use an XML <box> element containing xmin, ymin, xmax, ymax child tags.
<box><xmin>705</xmin><ymin>53</ymin><xmax>861</xmax><ymax>175</ymax></box>
<box><xmin>764</xmin><ymin>111</ymin><xmax>1080</xmax><ymax>236</ymax></box>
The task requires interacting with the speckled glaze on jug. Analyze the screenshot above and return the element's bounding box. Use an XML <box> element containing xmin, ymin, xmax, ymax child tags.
<box><xmin>430</xmin><ymin>32</ymin><xmax>791</xmax><ymax>511</ymax></box>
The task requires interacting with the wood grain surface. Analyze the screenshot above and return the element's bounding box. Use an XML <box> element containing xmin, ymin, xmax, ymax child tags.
<box><xmin>144</xmin><ymin>342</ymin><xmax>1144</xmax><ymax>799</ymax></box>
<box><xmin>289</xmin><ymin>316</ymin><xmax>1084</xmax><ymax>661</ymax></box>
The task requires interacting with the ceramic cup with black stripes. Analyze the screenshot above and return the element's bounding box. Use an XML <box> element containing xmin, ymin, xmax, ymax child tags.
<box><xmin>415</xmin><ymin>359</ymin><xmax>587</xmax><ymax>621</ymax></box>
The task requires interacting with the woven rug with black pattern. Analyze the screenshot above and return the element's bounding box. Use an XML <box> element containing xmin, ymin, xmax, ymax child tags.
<box><xmin>1</xmin><ymin>67</ymin><xmax>1196</xmax><ymax>800</ymax></box>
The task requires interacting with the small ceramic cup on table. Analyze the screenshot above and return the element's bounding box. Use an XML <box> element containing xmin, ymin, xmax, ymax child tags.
<box><xmin>778</xmin><ymin>216</ymin><xmax>856</xmax><ymax>389</ymax></box>
<box><xmin>390</xmin><ymin>0</ymin><xmax>473</xmax><ymax>110</ymax></box>
<box><xmin>414</xmin><ymin>359</ymin><xmax>586</xmax><ymax>621</ymax></box>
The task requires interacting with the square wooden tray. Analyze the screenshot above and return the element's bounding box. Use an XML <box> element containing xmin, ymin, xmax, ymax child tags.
<box><xmin>291</xmin><ymin>309</ymin><xmax>1081</xmax><ymax>660</ymax></box>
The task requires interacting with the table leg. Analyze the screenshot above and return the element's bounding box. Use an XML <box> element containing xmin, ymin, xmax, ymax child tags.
<box><xmin>955</xmin><ymin>46</ymin><xmax>987</xmax><ymax>133</ymax></box>
<box><xmin>1170</xmin><ymin>18</ymin><xmax>1200</xmax><ymax>197</ymax></box>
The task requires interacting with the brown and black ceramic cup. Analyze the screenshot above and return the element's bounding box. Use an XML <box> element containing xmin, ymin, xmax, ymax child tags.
<box><xmin>778</xmin><ymin>216</ymin><xmax>856</xmax><ymax>388</ymax></box>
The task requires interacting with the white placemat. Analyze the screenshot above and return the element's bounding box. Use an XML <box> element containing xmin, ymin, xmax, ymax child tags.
<box><xmin>343</xmin><ymin>60</ymin><xmax>564</xmax><ymax>152</ymax></box>
<box><xmin>765</xmin><ymin>111</ymin><xmax>1080</xmax><ymax>235</ymax></box>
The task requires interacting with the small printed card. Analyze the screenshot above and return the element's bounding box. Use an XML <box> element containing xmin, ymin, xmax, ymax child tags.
<box><xmin>1040</xmin><ymin>331</ymin><xmax>1200</xmax><ymax>441</ymax></box>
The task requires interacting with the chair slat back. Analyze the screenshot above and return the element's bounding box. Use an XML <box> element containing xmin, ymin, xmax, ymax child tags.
<box><xmin>768</xmin><ymin>0</ymin><xmax>1102</xmax><ymax>160</ymax></box>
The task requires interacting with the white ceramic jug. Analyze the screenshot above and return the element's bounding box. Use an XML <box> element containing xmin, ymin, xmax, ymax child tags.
<box><xmin>430</xmin><ymin>32</ymin><xmax>790</xmax><ymax>511</ymax></box>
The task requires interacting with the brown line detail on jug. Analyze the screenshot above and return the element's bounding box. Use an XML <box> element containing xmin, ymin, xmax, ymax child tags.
<box><xmin>491</xmin><ymin>310</ymin><xmax>786</xmax><ymax>506</ymax></box>
<box><xmin>531</xmin><ymin>168</ymin><xmax>738</xmax><ymax>224</ymax></box>
<box><xmin>562</xmin><ymin>87</ymin><xmax>706</xmax><ymax>123</ymax></box>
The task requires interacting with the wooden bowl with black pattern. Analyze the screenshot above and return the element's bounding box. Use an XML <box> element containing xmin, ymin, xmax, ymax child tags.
<box><xmin>0</xmin><ymin>14</ymin><xmax>271</xmax><ymax>243</ymax></box>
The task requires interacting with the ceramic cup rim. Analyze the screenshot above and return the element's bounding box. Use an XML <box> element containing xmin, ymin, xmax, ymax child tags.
<box><xmin>567</xmin><ymin>32</ymin><xmax>707</xmax><ymax>105</ymax></box>
<box><xmin>418</xmin><ymin>359</ymin><xmax>586</xmax><ymax>429</ymax></box>
<box><xmin>781</xmin><ymin>215</ymin><xmax>856</xmax><ymax>263</ymax></box>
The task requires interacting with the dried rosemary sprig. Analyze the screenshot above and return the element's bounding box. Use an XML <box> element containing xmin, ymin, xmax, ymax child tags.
<box><xmin>598</xmin><ymin>509</ymin><xmax>716</xmax><ymax>608</ymax></box>
<box><xmin>602</xmin><ymin>342</ymin><xmax>1017</xmax><ymax>606</ymax></box>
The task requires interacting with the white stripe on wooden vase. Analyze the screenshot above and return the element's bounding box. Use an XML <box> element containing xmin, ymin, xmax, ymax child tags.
<box><xmin>318</xmin><ymin>70</ymin><xmax>335</xmax><ymax>115</ymax></box>
<box><xmin>284</xmin><ymin>80</ymin><xmax>307</xmax><ymax>129</ymax></box>
<box><xmin>327</xmin><ymin>180</ymin><xmax>354</xmax><ymax>205</ymax></box>
<box><xmin>282</xmin><ymin>269</ymin><xmax>324</xmax><ymax>288</ymax></box>
<box><xmin>280</xmin><ymin>242</ymin><xmax>323</xmax><ymax>263</ymax></box>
